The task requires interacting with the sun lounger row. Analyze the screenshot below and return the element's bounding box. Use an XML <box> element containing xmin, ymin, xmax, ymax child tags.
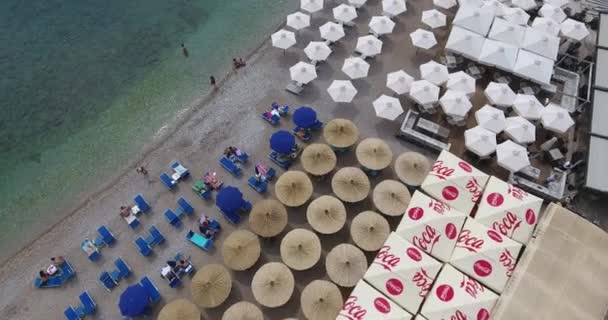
<box><xmin>140</xmin><ymin>276</ymin><xmax>161</xmax><ymax>304</ymax></box>
<box><xmin>99</xmin><ymin>257</ymin><xmax>132</xmax><ymax>291</ymax></box>
<box><xmin>34</xmin><ymin>260</ymin><xmax>76</xmax><ymax>288</ymax></box>
<box><xmin>164</xmin><ymin>197</ymin><xmax>194</xmax><ymax>228</ymax></box>
<box><xmin>160</xmin><ymin>161</ymin><xmax>189</xmax><ymax>190</ymax></box>
<box><xmin>64</xmin><ymin>291</ymin><xmax>96</xmax><ymax>320</ymax></box>
<box><xmin>134</xmin><ymin>225</ymin><xmax>165</xmax><ymax>256</ymax></box>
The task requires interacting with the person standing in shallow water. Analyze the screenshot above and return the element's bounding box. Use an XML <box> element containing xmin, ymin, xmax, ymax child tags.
<box><xmin>210</xmin><ymin>76</ymin><xmax>217</xmax><ymax>89</ymax></box>
<box><xmin>181</xmin><ymin>43</ymin><xmax>189</xmax><ymax>58</ymax></box>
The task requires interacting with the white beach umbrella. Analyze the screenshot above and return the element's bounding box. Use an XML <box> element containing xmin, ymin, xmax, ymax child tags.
<box><xmin>475</xmin><ymin>104</ymin><xmax>507</xmax><ymax>133</ymax></box>
<box><xmin>422</xmin><ymin>9</ymin><xmax>447</xmax><ymax>29</ymax></box>
<box><xmin>465</xmin><ymin>126</ymin><xmax>497</xmax><ymax>157</ymax></box>
<box><xmin>447</xmin><ymin>71</ymin><xmax>476</xmax><ymax>96</ymax></box>
<box><xmin>409</xmin><ymin>80</ymin><xmax>440</xmax><ymax>105</ymax></box>
<box><xmin>512</xmin><ymin>94</ymin><xmax>544</xmax><ymax>120</ymax></box>
<box><xmin>319</xmin><ymin>22</ymin><xmax>346</xmax><ymax>42</ymax></box>
<box><xmin>349</xmin><ymin>0</ymin><xmax>368</xmax><ymax>8</ymax></box>
<box><xmin>382</xmin><ymin>0</ymin><xmax>407</xmax><ymax>17</ymax></box>
<box><xmin>301</xmin><ymin>0</ymin><xmax>324</xmax><ymax>13</ymax></box>
<box><xmin>513</xmin><ymin>50</ymin><xmax>554</xmax><ymax>85</ymax></box>
<box><xmin>483</xmin><ymin>0</ymin><xmax>509</xmax><ymax>17</ymax></box>
<box><xmin>503</xmin><ymin>7</ymin><xmax>530</xmax><ymax>26</ymax></box>
<box><xmin>333</xmin><ymin>4</ymin><xmax>358</xmax><ymax>24</ymax></box>
<box><xmin>304</xmin><ymin>41</ymin><xmax>332</xmax><ymax>61</ymax></box>
<box><xmin>434</xmin><ymin>0</ymin><xmax>457</xmax><ymax>9</ymax></box>
<box><xmin>410</xmin><ymin>29</ymin><xmax>437</xmax><ymax>50</ymax></box>
<box><xmin>459</xmin><ymin>0</ymin><xmax>484</xmax><ymax>8</ymax></box>
<box><xmin>522</xmin><ymin>27</ymin><xmax>560</xmax><ymax>61</ymax></box>
<box><xmin>369</xmin><ymin>16</ymin><xmax>396</xmax><ymax>36</ymax></box>
<box><xmin>485</xmin><ymin>82</ymin><xmax>516</xmax><ymax>107</ymax></box>
<box><xmin>271</xmin><ymin>29</ymin><xmax>296</xmax><ymax>50</ymax></box>
<box><xmin>420</xmin><ymin>60</ymin><xmax>449</xmax><ymax>86</ymax></box>
<box><xmin>497</xmin><ymin>140</ymin><xmax>530</xmax><ymax>172</ymax></box>
<box><xmin>541</xmin><ymin>103</ymin><xmax>574</xmax><ymax>134</ymax></box>
<box><xmin>488</xmin><ymin>18</ymin><xmax>526</xmax><ymax>47</ymax></box>
<box><xmin>445</xmin><ymin>26</ymin><xmax>486</xmax><ymax>60</ymax></box>
<box><xmin>373</xmin><ymin>95</ymin><xmax>404</xmax><ymax>120</ymax></box>
<box><xmin>479</xmin><ymin>39</ymin><xmax>518</xmax><ymax>72</ymax></box>
<box><xmin>342</xmin><ymin>57</ymin><xmax>370</xmax><ymax>79</ymax></box>
<box><xmin>453</xmin><ymin>5</ymin><xmax>496</xmax><ymax>36</ymax></box>
<box><xmin>560</xmin><ymin>19</ymin><xmax>590</xmax><ymax>41</ymax></box>
<box><xmin>512</xmin><ymin>0</ymin><xmax>537</xmax><ymax>11</ymax></box>
<box><xmin>290</xmin><ymin>62</ymin><xmax>317</xmax><ymax>84</ymax></box>
<box><xmin>539</xmin><ymin>4</ymin><xmax>566</xmax><ymax>22</ymax></box>
<box><xmin>287</xmin><ymin>12</ymin><xmax>311</xmax><ymax>30</ymax></box>
<box><xmin>544</xmin><ymin>0</ymin><xmax>569</xmax><ymax>7</ymax></box>
<box><xmin>356</xmin><ymin>35</ymin><xmax>383</xmax><ymax>57</ymax></box>
<box><xmin>505</xmin><ymin>116</ymin><xmax>536</xmax><ymax>144</ymax></box>
<box><xmin>386</xmin><ymin>70</ymin><xmax>415</xmax><ymax>95</ymax></box>
<box><xmin>327</xmin><ymin>80</ymin><xmax>358</xmax><ymax>103</ymax></box>
<box><xmin>531</xmin><ymin>17</ymin><xmax>561</xmax><ymax>36</ymax></box>
<box><xmin>440</xmin><ymin>90</ymin><xmax>472</xmax><ymax>117</ymax></box>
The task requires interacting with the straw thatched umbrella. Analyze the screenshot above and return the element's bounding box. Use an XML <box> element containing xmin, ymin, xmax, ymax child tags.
<box><xmin>394</xmin><ymin>151</ymin><xmax>430</xmax><ymax>186</ymax></box>
<box><xmin>249</xmin><ymin>199</ymin><xmax>288</xmax><ymax>238</ymax></box>
<box><xmin>350</xmin><ymin>211</ymin><xmax>390</xmax><ymax>251</ymax></box>
<box><xmin>191</xmin><ymin>264</ymin><xmax>232</xmax><ymax>308</ymax></box>
<box><xmin>323</xmin><ymin>118</ymin><xmax>359</xmax><ymax>149</ymax></box>
<box><xmin>280</xmin><ymin>229</ymin><xmax>322</xmax><ymax>271</ymax></box>
<box><xmin>158</xmin><ymin>299</ymin><xmax>200</xmax><ymax>320</ymax></box>
<box><xmin>355</xmin><ymin>138</ymin><xmax>393</xmax><ymax>170</ymax></box>
<box><xmin>221</xmin><ymin>230</ymin><xmax>261</xmax><ymax>271</ymax></box>
<box><xmin>301</xmin><ymin>143</ymin><xmax>337</xmax><ymax>176</ymax></box>
<box><xmin>301</xmin><ymin>280</ymin><xmax>343</xmax><ymax>320</ymax></box>
<box><xmin>221</xmin><ymin>301</ymin><xmax>263</xmax><ymax>320</ymax></box>
<box><xmin>306</xmin><ymin>195</ymin><xmax>346</xmax><ymax>234</ymax></box>
<box><xmin>252</xmin><ymin>262</ymin><xmax>295</xmax><ymax>308</ymax></box>
<box><xmin>275</xmin><ymin>170</ymin><xmax>313</xmax><ymax>207</ymax></box>
<box><xmin>331</xmin><ymin>167</ymin><xmax>370</xmax><ymax>203</ymax></box>
<box><xmin>326</xmin><ymin>244</ymin><xmax>367</xmax><ymax>287</ymax></box>
<box><xmin>372</xmin><ymin>179</ymin><xmax>411</xmax><ymax>216</ymax></box>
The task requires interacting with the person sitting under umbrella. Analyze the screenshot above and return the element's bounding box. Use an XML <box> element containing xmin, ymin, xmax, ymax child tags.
<box><xmin>203</xmin><ymin>171</ymin><xmax>221</xmax><ymax>189</ymax></box>
<box><xmin>198</xmin><ymin>215</ymin><xmax>220</xmax><ymax>239</ymax></box>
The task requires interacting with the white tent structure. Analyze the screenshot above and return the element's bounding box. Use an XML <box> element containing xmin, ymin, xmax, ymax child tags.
<box><xmin>333</xmin><ymin>4</ymin><xmax>358</xmax><ymax>24</ymax></box>
<box><xmin>409</xmin><ymin>80</ymin><xmax>440</xmax><ymax>105</ymax></box>
<box><xmin>356</xmin><ymin>35</ymin><xmax>383</xmax><ymax>58</ymax></box>
<box><xmin>410</xmin><ymin>29</ymin><xmax>438</xmax><ymax>50</ymax></box>
<box><xmin>505</xmin><ymin>116</ymin><xmax>536</xmax><ymax>144</ymax></box>
<box><xmin>289</xmin><ymin>61</ymin><xmax>317</xmax><ymax>84</ymax></box>
<box><xmin>373</xmin><ymin>95</ymin><xmax>404</xmax><ymax>120</ymax></box>
<box><xmin>560</xmin><ymin>18</ymin><xmax>590</xmax><ymax>41</ymax></box>
<box><xmin>369</xmin><ymin>16</ymin><xmax>395</xmax><ymax>36</ymax></box>
<box><xmin>479</xmin><ymin>39</ymin><xmax>519</xmax><ymax>72</ymax></box>
<box><xmin>475</xmin><ymin>104</ymin><xmax>507</xmax><ymax>133</ymax></box>
<box><xmin>541</xmin><ymin>103</ymin><xmax>575</xmax><ymax>134</ymax></box>
<box><xmin>286</xmin><ymin>12</ymin><xmax>311</xmax><ymax>30</ymax></box>
<box><xmin>485</xmin><ymin>82</ymin><xmax>517</xmax><ymax>107</ymax></box>
<box><xmin>531</xmin><ymin>17</ymin><xmax>561</xmax><ymax>36</ymax></box>
<box><xmin>422</xmin><ymin>9</ymin><xmax>447</xmax><ymax>29</ymax></box>
<box><xmin>453</xmin><ymin>5</ymin><xmax>496</xmax><ymax>36</ymax></box>
<box><xmin>483</xmin><ymin>0</ymin><xmax>509</xmax><ymax>17</ymax></box>
<box><xmin>447</xmin><ymin>71</ymin><xmax>476</xmax><ymax>97</ymax></box>
<box><xmin>502</xmin><ymin>7</ymin><xmax>531</xmax><ymax>26</ymax></box>
<box><xmin>341</xmin><ymin>57</ymin><xmax>370</xmax><ymax>79</ymax></box>
<box><xmin>434</xmin><ymin>0</ymin><xmax>457</xmax><ymax>9</ymax></box>
<box><xmin>488</xmin><ymin>18</ymin><xmax>526</xmax><ymax>47</ymax></box>
<box><xmin>304</xmin><ymin>41</ymin><xmax>332</xmax><ymax>62</ymax></box>
<box><xmin>522</xmin><ymin>27</ymin><xmax>560</xmax><ymax>60</ymax></box>
<box><xmin>512</xmin><ymin>0</ymin><xmax>537</xmax><ymax>11</ymax></box>
<box><xmin>439</xmin><ymin>90</ymin><xmax>473</xmax><ymax>117</ymax></box>
<box><xmin>349</xmin><ymin>0</ymin><xmax>368</xmax><ymax>8</ymax></box>
<box><xmin>539</xmin><ymin>4</ymin><xmax>566</xmax><ymax>22</ymax></box>
<box><xmin>445</xmin><ymin>26</ymin><xmax>486</xmax><ymax>60</ymax></box>
<box><xmin>420</xmin><ymin>60</ymin><xmax>449</xmax><ymax>86</ymax></box>
<box><xmin>383</xmin><ymin>0</ymin><xmax>407</xmax><ymax>17</ymax></box>
<box><xmin>301</xmin><ymin>0</ymin><xmax>324</xmax><ymax>13</ymax></box>
<box><xmin>386</xmin><ymin>70</ymin><xmax>415</xmax><ymax>95</ymax></box>
<box><xmin>496</xmin><ymin>140</ymin><xmax>530</xmax><ymax>172</ymax></box>
<box><xmin>512</xmin><ymin>94</ymin><xmax>544</xmax><ymax>120</ymax></box>
<box><xmin>513</xmin><ymin>49</ymin><xmax>554</xmax><ymax>85</ymax></box>
<box><xmin>271</xmin><ymin>29</ymin><xmax>296</xmax><ymax>50</ymax></box>
<box><xmin>319</xmin><ymin>22</ymin><xmax>346</xmax><ymax>42</ymax></box>
<box><xmin>327</xmin><ymin>80</ymin><xmax>358</xmax><ymax>103</ymax></box>
<box><xmin>465</xmin><ymin>126</ymin><xmax>497</xmax><ymax>157</ymax></box>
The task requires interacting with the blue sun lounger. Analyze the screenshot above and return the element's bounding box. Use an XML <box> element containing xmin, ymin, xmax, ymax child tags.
<box><xmin>99</xmin><ymin>257</ymin><xmax>132</xmax><ymax>291</ymax></box>
<box><xmin>176</xmin><ymin>197</ymin><xmax>194</xmax><ymax>217</ymax></box>
<box><xmin>164</xmin><ymin>209</ymin><xmax>181</xmax><ymax>228</ymax></box>
<box><xmin>219</xmin><ymin>156</ymin><xmax>242</xmax><ymax>176</ymax></box>
<box><xmin>35</xmin><ymin>260</ymin><xmax>76</xmax><ymax>288</ymax></box>
<box><xmin>94</xmin><ymin>225</ymin><xmax>115</xmax><ymax>247</ymax></box>
<box><xmin>64</xmin><ymin>291</ymin><xmax>96</xmax><ymax>320</ymax></box>
<box><xmin>140</xmin><ymin>276</ymin><xmax>161</xmax><ymax>304</ymax></box>
<box><xmin>160</xmin><ymin>173</ymin><xmax>176</xmax><ymax>189</ymax></box>
<box><xmin>146</xmin><ymin>225</ymin><xmax>165</xmax><ymax>246</ymax></box>
<box><xmin>186</xmin><ymin>230</ymin><xmax>213</xmax><ymax>251</ymax></box>
<box><xmin>133</xmin><ymin>194</ymin><xmax>151</xmax><ymax>213</ymax></box>
<box><xmin>81</xmin><ymin>240</ymin><xmax>101</xmax><ymax>262</ymax></box>
<box><xmin>135</xmin><ymin>237</ymin><xmax>152</xmax><ymax>256</ymax></box>
<box><xmin>99</xmin><ymin>271</ymin><xmax>117</xmax><ymax>291</ymax></box>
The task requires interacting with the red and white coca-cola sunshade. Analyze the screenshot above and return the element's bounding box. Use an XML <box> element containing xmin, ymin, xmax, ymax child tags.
<box><xmin>421</xmin><ymin>150</ymin><xmax>489</xmax><ymax>215</ymax></box>
<box><xmin>450</xmin><ymin>218</ymin><xmax>522</xmax><ymax>293</ymax></box>
<box><xmin>365</xmin><ymin>233</ymin><xmax>442</xmax><ymax>314</ymax></box>
<box><xmin>338</xmin><ymin>280</ymin><xmax>413</xmax><ymax>320</ymax></box>
<box><xmin>474</xmin><ymin>176</ymin><xmax>542</xmax><ymax>245</ymax></box>
<box><xmin>396</xmin><ymin>191</ymin><xmax>467</xmax><ymax>262</ymax></box>
<box><xmin>420</xmin><ymin>264</ymin><xmax>498</xmax><ymax>320</ymax></box>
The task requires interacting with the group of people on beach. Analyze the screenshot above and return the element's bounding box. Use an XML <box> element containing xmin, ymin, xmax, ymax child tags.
<box><xmin>38</xmin><ymin>256</ymin><xmax>65</xmax><ymax>284</ymax></box>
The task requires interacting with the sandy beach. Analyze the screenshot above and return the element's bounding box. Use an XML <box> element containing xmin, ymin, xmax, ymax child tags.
<box><xmin>1</xmin><ymin>0</ymin><xmax>606</xmax><ymax>319</ymax></box>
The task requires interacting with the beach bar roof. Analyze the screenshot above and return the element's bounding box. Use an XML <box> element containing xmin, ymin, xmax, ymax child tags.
<box><xmin>522</xmin><ymin>27</ymin><xmax>559</xmax><ymax>60</ymax></box>
<box><xmin>446</xmin><ymin>26</ymin><xmax>486</xmax><ymax>60</ymax></box>
<box><xmin>453</xmin><ymin>5</ymin><xmax>496</xmax><ymax>36</ymax></box>
<box><xmin>488</xmin><ymin>18</ymin><xmax>526</xmax><ymax>47</ymax></box>
<box><xmin>479</xmin><ymin>39</ymin><xmax>519</xmax><ymax>72</ymax></box>
<box><xmin>513</xmin><ymin>49</ymin><xmax>554</xmax><ymax>85</ymax></box>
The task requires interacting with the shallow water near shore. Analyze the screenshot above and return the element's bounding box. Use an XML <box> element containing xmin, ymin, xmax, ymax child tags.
<box><xmin>0</xmin><ymin>0</ymin><xmax>294</xmax><ymax>261</ymax></box>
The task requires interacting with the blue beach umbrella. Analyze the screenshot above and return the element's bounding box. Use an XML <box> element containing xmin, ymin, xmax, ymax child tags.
<box><xmin>216</xmin><ymin>186</ymin><xmax>243</xmax><ymax>213</ymax></box>
<box><xmin>293</xmin><ymin>106</ymin><xmax>317</xmax><ymax>128</ymax></box>
<box><xmin>270</xmin><ymin>130</ymin><xmax>296</xmax><ymax>154</ymax></box>
<box><xmin>119</xmin><ymin>284</ymin><xmax>149</xmax><ymax>317</ymax></box>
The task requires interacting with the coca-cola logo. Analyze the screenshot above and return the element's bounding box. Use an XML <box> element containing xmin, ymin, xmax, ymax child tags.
<box><xmin>508</xmin><ymin>185</ymin><xmax>528</xmax><ymax>201</ymax></box>
<box><xmin>499</xmin><ymin>249</ymin><xmax>516</xmax><ymax>277</ymax></box>
<box><xmin>526</xmin><ymin>209</ymin><xmax>536</xmax><ymax>225</ymax></box>
<box><xmin>385</xmin><ymin>278</ymin><xmax>404</xmax><ymax>296</ymax></box>
<box><xmin>374</xmin><ymin>297</ymin><xmax>391</xmax><ymax>314</ymax></box>
<box><xmin>456</xmin><ymin>229</ymin><xmax>484</xmax><ymax>253</ymax></box>
<box><xmin>466</xmin><ymin>178</ymin><xmax>483</xmax><ymax>204</ymax></box>
<box><xmin>460</xmin><ymin>275</ymin><xmax>485</xmax><ymax>299</ymax></box>
<box><xmin>412</xmin><ymin>268</ymin><xmax>434</xmax><ymax>298</ymax></box>
<box><xmin>407</xmin><ymin>247</ymin><xmax>422</xmax><ymax>261</ymax></box>
<box><xmin>459</xmin><ymin>161</ymin><xmax>473</xmax><ymax>172</ymax></box>
<box><xmin>408</xmin><ymin>207</ymin><xmax>424</xmax><ymax>220</ymax></box>
<box><xmin>442</xmin><ymin>186</ymin><xmax>459</xmax><ymax>201</ymax></box>
<box><xmin>429</xmin><ymin>199</ymin><xmax>449</xmax><ymax>215</ymax></box>
<box><xmin>431</xmin><ymin>160</ymin><xmax>455</xmax><ymax>180</ymax></box>
<box><xmin>412</xmin><ymin>225</ymin><xmax>441</xmax><ymax>254</ymax></box>
<box><xmin>487</xmin><ymin>229</ymin><xmax>504</xmax><ymax>243</ymax></box>
<box><xmin>473</xmin><ymin>259</ymin><xmax>493</xmax><ymax>277</ymax></box>
<box><xmin>492</xmin><ymin>211</ymin><xmax>521</xmax><ymax>239</ymax></box>
<box><xmin>445</xmin><ymin>223</ymin><xmax>458</xmax><ymax>240</ymax></box>
<box><xmin>449</xmin><ymin>310</ymin><xmax>468</xmax><ymax>320</ymax></box>
<box><xmin>374</xmin><ymin>246</ymin><xmax>400</xmax><ymax>271</ymax></box>
<box><xmin>486</xmin><ymin>192</ymin><xmax>504</xmax><ymax>207</ymax></box>
<box><xmin>436</xmin><ymin>284</ymin><xmax>455</xmax><ymax>302</ymax></box>
<box><xmin>340</xmin><ymin>296</ymin><xmax>367</xmax><ymax>320</ymax></box>
<box><xmin>477</xmin><ymin>308</ymin><xmax>490</xmax><ymax>320</ymax></box>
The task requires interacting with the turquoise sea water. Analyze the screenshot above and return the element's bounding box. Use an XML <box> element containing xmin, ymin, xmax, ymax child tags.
<box><xmin>0</xmin><ymin>0</ymin><xmax>294</xmax><ymax>261</ymax></box>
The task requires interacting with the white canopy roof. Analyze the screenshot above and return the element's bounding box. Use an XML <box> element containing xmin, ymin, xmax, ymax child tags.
<box><xmin>333</xmin><ymin>4</ymin><xmax>358</xmax><ymax>24</ymax></box>
<box><xmin>453</xmin><ymin>5</ymin><xmax>496</xmax><ymax>36</ymax></box>
<box><xmin>483</xmin><ymin>0</ymin><xmax>509</xmax><ymax>17</ymax></box>
<box><xmin>410</xmin><ymin>80</ymin><xmax>440</xmax><ymax>105</ymax></box>
<box><xmin>447</xmin><ymin>71</ymin><xmax>476</xmax><ymax>96</ymax></box>
<box><xmin>540</xmin><ymin>103</ymin><xmax>574</xmax><ymax>134</ymax></box>
<box><xmin>420</xmin><ymin>60</ymin><xmax>449</xmax><ymax>86</ymax></box>
<box><xmin>485</xmin><ymin>81</ymin><xmax>516</xmax><ymax>107</ymax></box>
<box><xmin>373</xmin><ymin>95</ymin><xmax>404</xmax><ymax>120</ymax></box>
<box><xmin>560</xmin><ymin>18</ymin><xmax>590</xmax><ymax>41</ymax></box>
<box><xmin>319</xmin><ymin>22</ymin><xmax>345</xmax><ymax>42</ymax></box>
<box><xmin>522</xmin><ymin>27</ymin><xmax>559</xmax><ymax>60</ymax></box>
<box><xmin>410</xmin><ymin>29</ymin><xmax>438</xmax><ymax>50</ymax></box>
<box><xmin>496</xmin><ymin>140</ymin><xmax>530</xmax><ymax>172</ymax></box>
<box><xmin>458</xmin><ymin>0</ymin><xmax>484</xmax><ymax>8</ymax></box>
<box><xmin>544</xmin><ymin>0</ymin><xmax>569</xmax><ymax>7</ymax></box>
<box><xmin>327</xmin><ymin>80</ymin><xmax>358</xmax><ymax>103</ymax></box>
<box><xmin>422</xmin><ymin>9</ymin><xmax>447</xmax><ymax>28</ymax></box>
<box><xmin>475</xmin><ymin>104</ymin><xmax>507</xmax><ymax>133</ymax></box>
<box><xmin>505</xmin><ymin>116</ymin><xmax>536</xmax><ymax>144</ymax></box>
<box><xmin>465</xmin><ymin>126</ymin><xmax>497</xmax><ymax>157</ymax></box>
<box><xmin>369</xmin><ymin>16</ymin><xmax>396</xmax><ymax>35</ymax></box>
<box><xmin>531</xmin><ymin>17</ymin><xmax>561</xmax><ymax>36</ymax></box>
<box><xmin>286</xmin><ymin>11</ymin><xmax>311</xmax><ymax>30</ymax></box>
<box><xmin>488</xmin><ymin>18</ymin><xmax>526</xmax><ymax>47</ymax></box>
<box><xmin>434</xmin><ymin>0</ymin><xmax>457</xmax><ymax>9</ymax></box>
<box><xmin>440</xmin><ymin>90</ymin><xmax>472</xmax><ymax>117</ymax></box>
<box><xmin>386</xmin><ymin>70</ymin><xmax>415</xmax><ymax>95</ymax></box>
<box><xmin>512</xmin><ymin>0</ymin><xmax>537</xmax><ymax>11</ymax></box>
<box><xmin>512</xmin><ymin>94</ymin><xmax>544</xmax><ymax>120</ymax></box>
<box><xmin>271</xmin><ymin>29</ymin><xmax>296</xmax><ymax>50</ymax></box>
<box><xmin>301</xmin><ymin>0</ymin><xmax>323</xmax><ymax>13</ymax></box>
<box><xmin>349</xmin><ymin>0</ymin><xmax>368</xmax><ymax>8</ymax></box>
<box><xmin>513</xmin><ymin>49</ymin><xmax>554</xmax><ymax>85</ymax></box>
<box><xmin>502</xmin><ymin>7</ymin><xmax>531</xmax><ymax>26</ymax></box>
<box><xmin>479</xmin><ymin>39</ymin><xmax>519</xmax><ymax>71</ymax></box>
<box><xmin>356</xmin><ymin>35</ymin><xmax>383</xmax><ymax>57</ymax></box>
<box><xmin>383</xmin><ymin>0</ymin><xmax>407</xmax><ymax>17</ymax></box>
<box><xmin>342</xmin><ymin>57</ymin><xmax>370</xmax><ymax>79</ymax></box>
<box><xmin>445</xmin><ymin>26</ymin><xmax>486</xmax><ymax>60</ymax></box>
<box><xmin>539</xmin><ymin>4</ymin><xmax>566</xmax><ymax>22</ymax></box>
<box><xmin>289</xmin><ymin>61</ymin><xmax>317</xmax><ymax>84</ymax></box>
<box><xmin>304</xmin><ymin>41</ymin><xmax>332</xmax><ymax>61</ymax></box>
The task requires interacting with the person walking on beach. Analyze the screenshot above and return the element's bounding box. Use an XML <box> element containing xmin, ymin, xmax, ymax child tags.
<box><xmin>181</xmin><ymin>43</ymin><xmax>189</xmax><ymax>58</ymax></box>
<box><xmin>210</xmin><ymin>76</ymin><xmax>217</xmax><ymax>89</ymax></box>
<box><xmin>136</xmin><ymin>166</ymin><xmax>148</xmax><ymax>176</ymax></box>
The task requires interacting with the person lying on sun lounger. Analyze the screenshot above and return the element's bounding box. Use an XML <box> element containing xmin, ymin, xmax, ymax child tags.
<box><xmin>203</xmin><ymin>172</ymin><xmax>221</xmax><ymax>189</ymax></box>
<box><xmin>120</xmin><ymin>206</ymin><xmax>132</xmax><ymax>218</ymax></box>
<box><xmin>50</xmin><ymin>256</ymin><xmax>65</xmax><ymax>268</ymax></box>
<box><xmin>39</xmin><ymin>271</ymin><xmax>50</xmax><ymax>285</ymax></box>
